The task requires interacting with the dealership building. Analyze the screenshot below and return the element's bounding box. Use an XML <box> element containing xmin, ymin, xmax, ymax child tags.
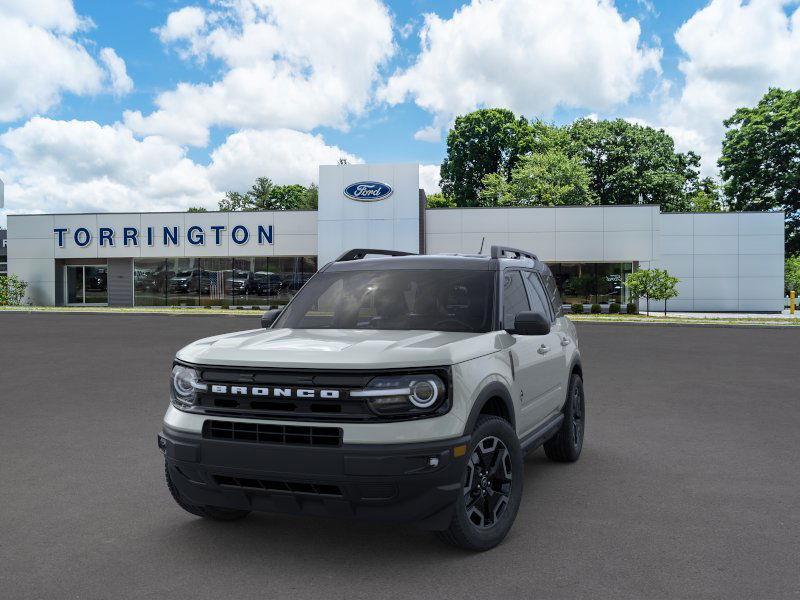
<box><xmin>6</xmin><ymin>162</ymin><xmax>785</xmax><ymax>312</ymax></box>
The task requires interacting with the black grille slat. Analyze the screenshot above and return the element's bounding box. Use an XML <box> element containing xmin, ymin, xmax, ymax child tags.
<box><xmin>213</xmin><ymin>475</ymin><xmax>343</xmax><ymax>497</ymax></box>
<box><xmin>204</xmin><ymin>420</ymin><xmax>342</xmax><ymax>447</ymax></box>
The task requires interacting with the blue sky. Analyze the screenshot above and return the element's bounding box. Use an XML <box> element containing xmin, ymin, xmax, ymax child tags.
<box><xmin>1</xmin><ymin>0</ymin><xmax>798</xmax><ymax>222</ymax></box>
<box><xmin>56</xmin><ymin>0</ymin><xmax>700</xmax><ymax>165</ymax></box>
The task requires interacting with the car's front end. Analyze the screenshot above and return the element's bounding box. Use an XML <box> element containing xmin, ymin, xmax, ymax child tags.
<box><xmin>159</xmin><ymin>343</ymin><xmax>490</xmax><ymax>529</ymax></box>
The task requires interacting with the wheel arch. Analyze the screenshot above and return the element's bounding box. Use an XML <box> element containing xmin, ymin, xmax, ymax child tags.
<box><xmin>560</xmin><ymin>355</ymin><xmax>584</xmax><ymax>412</ymax></box>
<box><xmin>464</xmin><ymin>382</ymin><xmax>516</xmax><ymax>434</ymax></box>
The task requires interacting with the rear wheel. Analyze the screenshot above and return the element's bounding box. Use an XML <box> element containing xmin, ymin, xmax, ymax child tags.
<box><xmin>164</xmin><ymin>463</ymin><xmax>250</xmax><ymax>521</ymax></box>
<box><xmin>437</xmin><ymin>416</ymin><xmax>523</xmax><ymax>551</ymax></box>
<box><xmin>543</xmin><ymin>373</ymin><xmax>585</xmax><ymax>463</ymax></box>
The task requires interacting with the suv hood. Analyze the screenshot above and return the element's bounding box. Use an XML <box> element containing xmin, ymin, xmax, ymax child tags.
<box><xmin>176</xmin><ymin>328</ymin><xmax>502</xmax><ymax>369</ymax></box>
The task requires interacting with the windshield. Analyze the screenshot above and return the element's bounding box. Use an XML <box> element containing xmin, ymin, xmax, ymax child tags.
<box><xmin>274</xmin><ymin>269</ymin><xmax>496</xmax><ymax>332</ymax></box>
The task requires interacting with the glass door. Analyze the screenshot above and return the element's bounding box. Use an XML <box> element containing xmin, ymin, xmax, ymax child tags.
<box><xmin>65</xmin><ymin>265</ymin><xmax>108</xmax><ymax>305</ymax></box>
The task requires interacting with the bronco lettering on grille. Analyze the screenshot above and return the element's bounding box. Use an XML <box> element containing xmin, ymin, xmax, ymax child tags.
<box><xmin>209</xmin><ymin>385</ymin><xmax>341</xmax><ymax>399</ymax></box>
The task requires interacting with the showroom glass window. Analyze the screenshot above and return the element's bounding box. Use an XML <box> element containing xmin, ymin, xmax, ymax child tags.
<box><xmin>65</xmin><ymin>264</ymin><xmax>107</xmax><ymax>305</ymax></box>
<box><xmin>133</xmin><ymin>256</ymin><xmax>317</xmax><ymax>307</ymax></box>
<box><xmin>547</xmin><ymin>263</ymin><xmax>634</xmax><ymax>306</ymax></box>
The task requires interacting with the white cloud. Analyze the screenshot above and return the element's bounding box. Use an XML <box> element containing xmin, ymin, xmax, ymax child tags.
<box><xmin>156</xmin><ymin>6</ymin><xmax>207</xmax><ymax>44</ymax></box>
<box><xmin>418</xmin><ymin>164</ymin><xmax>441</xmax><ymax>195</ymax></box>
<box><xmin>0</xmin><ymin>118</ymin><xmax>213</xmax><ymax>214</ymax></box>
<box><xmin>0</xmin><ymin>118</ymin><xmax>362</xmax><ymax>218</ymax></box>
<box><xmin>126</xmin><ymin>0</ymin><xmax>394</xmax><ymax>146</ymax></box>
<box><xmin>657</xmin><ymin>0</ymin><xmax>800</xmax><ymax>174</ymax></box>
<box><xmin>0</xmin><ymin>0</ymin><xmax>83</xmax><ymax>32</ymax></box>
<box><xmin>0</xmin><ymin>2</ymin><xmax>132</xmax><ymax>122</ymax></box>
<box><xmin>206</xmin><ymin>129</ymin><xmax>362</xmax><ymax>193</ymax></box>
<box><xmin>100</xmin><ymin>48</ymin><xmax>134</xmax><ymax>96</ymax></box>
<box><xmin>380</xmin><ymin>0</ymin><xmax>661</xmax><ymax>141</ymax></box>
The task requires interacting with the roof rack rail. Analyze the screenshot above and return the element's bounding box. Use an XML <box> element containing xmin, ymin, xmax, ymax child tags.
<box><xmin>490</xmin><ymin>245</ymin><xmax>538</xmax><ymax>261</ymax></box>
<box><xmin>334</xmin><ymin>248</ymin><xmax>416</xmax><ymax>262</ymax></box>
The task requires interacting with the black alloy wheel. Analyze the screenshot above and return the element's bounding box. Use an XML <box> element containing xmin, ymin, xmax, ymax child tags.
<box><xmin>464</xmin><ymin>436</ymin><xmax>513</xmax><ymax>528</ymax></box>
<box><xmin>437</xmin><ymin>415</ymin><xmax>523</xmax><ymax>551</ymax></box>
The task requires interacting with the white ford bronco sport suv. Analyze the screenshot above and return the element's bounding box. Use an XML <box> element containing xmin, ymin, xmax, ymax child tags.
<box><xmin>159</xmin><ymin>246</ymin><xmax>585</xmax><ymax>550</ymax></box>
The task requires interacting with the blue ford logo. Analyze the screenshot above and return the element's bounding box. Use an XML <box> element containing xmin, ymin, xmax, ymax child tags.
<box><xmin>344</xmin><ymin>181</ymin><xmax>393</xmax><ymax>202</ymax></box>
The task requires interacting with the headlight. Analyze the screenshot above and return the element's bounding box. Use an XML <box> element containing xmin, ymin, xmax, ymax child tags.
<box><xmin>351</xmin><ymin>373</ymin><xmax>448</xmax><ymax>417</ymax></box>
<box><xmin>170</xmin><ymin>364</ymin><xmax>206</xmax><ymax>409</ymax></box>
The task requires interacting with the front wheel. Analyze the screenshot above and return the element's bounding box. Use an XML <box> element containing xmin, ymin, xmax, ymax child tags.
<box><xmin>437</xmin><ymin>416</ymin><xmax>523</xmax><ymax>551</ymax></box>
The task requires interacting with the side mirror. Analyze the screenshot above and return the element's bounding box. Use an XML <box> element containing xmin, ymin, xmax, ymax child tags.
<box><xmin>261</xmin><ymin>308</ymin><xmax>282</xmax><ymax>329</ymax></box>
<box><xmin>510</xmin><ymin>311</ymin><xmax>550</xmax><ymax>336</ymax></box>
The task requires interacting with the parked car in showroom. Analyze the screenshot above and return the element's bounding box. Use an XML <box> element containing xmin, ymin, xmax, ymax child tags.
<box><xmin>253</xmin><ymin>271</ymin><xmax>284</xmax><ymax>296</ymax></box>
<box><xmin>159</xmin><ymin>247</ymin><xmax>585</xmax><ymax>551</ymax></box>
<box><xmin>169</xmin><ymin>269</ymin><xmax>210</xmax><ymax>295</ymax></box>
<box><xmin>223</xmin><ymin>269</ymin><xmax>257</xmax><ymax>296</ymax></box>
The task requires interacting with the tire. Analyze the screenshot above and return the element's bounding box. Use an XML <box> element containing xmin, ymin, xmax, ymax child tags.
<box><xmin>543</xmin><ymin>373</ymin><xmax>585</xmax><ymax>463</ymax></box>
<box><xmin>164</xmin><ymin>463</ymin><xmax>250</xmax><ymax>521</ymax></box>
<box><xmin>437</xmin><ymin>415</ymin><xmax>524</xmax><ymax>551</ymax></box>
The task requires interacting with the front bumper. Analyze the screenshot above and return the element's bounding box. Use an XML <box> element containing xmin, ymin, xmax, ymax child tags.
<box><xmin>159</xmin><ymin>424</ymin><xmax>470</xmax><ymax>530</ymax></box>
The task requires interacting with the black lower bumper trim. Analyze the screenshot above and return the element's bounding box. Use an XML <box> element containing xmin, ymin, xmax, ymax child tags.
<box><xmin>159</xmin><ymin>424</ymin><xmax>470</xmax><ymax>530</ymax></box>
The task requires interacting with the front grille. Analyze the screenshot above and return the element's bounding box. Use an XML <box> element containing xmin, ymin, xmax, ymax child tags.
<box><xmin>194</xmin><ymin>367</ymin><xmax>374</xmax><ymax>421</ymax></box>
<box><xmin>204</xmin><ymin>420</ymin><xmax>342</xmax><ymax>447</ymax></box>
<box><xmin>213</xmin><ymin>475</ymin><xmax>343</xmax><ymax>497</ymax></box>
<box><xmin>187</xmin><ymin>366</ymin><xmax>451</xmax><ymax>422</ymax></box>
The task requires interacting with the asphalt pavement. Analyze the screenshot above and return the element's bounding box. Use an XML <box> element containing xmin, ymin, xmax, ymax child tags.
<box><xmin>1</xmin><ymin>313</ymin><xmax>798</xmax><ymax>599</ymax></box>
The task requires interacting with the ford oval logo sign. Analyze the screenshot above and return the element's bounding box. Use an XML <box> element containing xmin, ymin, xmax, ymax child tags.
<box><xmin>343</xmin><ymin>181</ymin><xmax>393</xmax><ymax>202</ymax></box>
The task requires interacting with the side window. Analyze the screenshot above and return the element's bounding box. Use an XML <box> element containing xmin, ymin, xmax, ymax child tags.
<box><xmin>522</xmin><ymin>271</ymin><xmax>552</xmax><ymax>321</ymax></box>
<box><xmin>502</xmin><ymin>271</ymin><xmax>530</xmax><ymax>328</ymax></box>
<box><xmin>541</xmin><ymin>265</ymin><xmax>563</xmax><ymax>317</ymax></box>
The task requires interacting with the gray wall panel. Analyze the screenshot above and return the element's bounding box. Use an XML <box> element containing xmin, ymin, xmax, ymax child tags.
<box><xmin>107</xmin><ymin>258</ymin><xmax>133</xmax><ymax>307</ymax></box>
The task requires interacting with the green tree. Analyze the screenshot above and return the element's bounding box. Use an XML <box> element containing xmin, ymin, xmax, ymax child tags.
<box><xmin>686</xmin><ymin>177</ymin><xmax>725</xmax><ymax>212</ymax></box>
<box><xmin>303</xmin><ymin>183</ymin><xmax>319</xmax><ymax>210</ymax></box>
<box><xmin>187</xmin><ymin>206</ymin><xmax>208</xmax><ymax>213</ymax></box>
<box><xmin>477</xmin><ymin>173</ymin><xmax>511</xmax><ymax>207</ymax></box>
<box><xmin>0</xmin><ymin>274</ymin><xmax>28</xmax><ymax>305</ymax></box>
<box><xmin>425</xmin><ymin>192</ymin><xmax>456</xmax><ymax>208</ymax></box>
<box><xmin>440</xmin><ymin>108</ymin><xmax>540</xmax><ymax>206</ymax></box>
<box><xmin>567</xmin><ymin>118</ymin><xmax>700</xmax><ymax>211</ymax></box>
<box><xmin>505</xmin><ymin>151</ymin><xmax>594</xmax><ymax>207</ymax></box>
<box><xmin>218</xmin><ymin>178</ymin><xmax>319</xmax><ymax>212</ymax></box>
<box><xmin>786</xmin><ymin>255</ymin><xmax>800</xmax><ymax>295</ymax></box>
<box><xmin>624</xmin><ymin>268</ymin><xmax>660</xmax><ymax>316</ymax></box>
<box><xmin>218</xmin><ymin>190</ymin><xmax>251</xmax><ymax>212</ymax></box>
<box><xmin>270</xmin><ymin>184</ymin><xmax>309</xmax><ymax>210</ymax></box>
<box><xmin>719</xmin><ymin>88</ymin><xmax>800</xmax><ymax>255</ymax></box>
<box><xmin>653</xmin><ymin>270</ymin><xmax>680</xmax><ymax>315</ymax></box>
<box><xmin>245</xmin><ymin>177</ymin><xmax>275</xmax><ymax>210</ymax></box>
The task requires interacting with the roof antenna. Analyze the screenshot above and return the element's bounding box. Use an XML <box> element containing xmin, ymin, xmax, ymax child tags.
<box><xmin>479</xmin><ymin>236</ymin><xmax>485</xmax><ymax>254</ymax></box>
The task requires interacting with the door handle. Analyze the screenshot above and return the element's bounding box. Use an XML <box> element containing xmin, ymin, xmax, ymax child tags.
<box><xmin>537</xmin><ymin>344</ymin><xmax>550</xmax><ymax>355</ymax></box>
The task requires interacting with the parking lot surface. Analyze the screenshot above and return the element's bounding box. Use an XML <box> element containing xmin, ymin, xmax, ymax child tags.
<box><xmin>1</xmin><ymin>313</ymin><xmax>798</xmax><ymax>599</ymax></box>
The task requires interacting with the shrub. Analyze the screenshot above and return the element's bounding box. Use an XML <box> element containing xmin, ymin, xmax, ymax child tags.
<box><xmin>609</xmin><ymin>302</ymin><xmax>621</xmax><ymax>314</ymax></box>
<box><xmin>571</xmin><ymin>303</ymin><xmax>583</xmax><ymax>314</ymax></box>
<box><xmin>0</xmin><ymin>274</ymin><xmax>28</xmax><ymax>306</ymax></box>
<box><xmin>626</xmin><ymin>302</ymin><xmax>638</xmax><ymax>315</ymax></box>
<box><xmin>590</xmin><ymin>303</ymin><xmax>602</xmax><ymax>314</ymax></box>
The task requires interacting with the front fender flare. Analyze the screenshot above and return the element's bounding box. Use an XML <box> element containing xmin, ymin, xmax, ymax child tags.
<box><xmin>463</xmin><ymin>381</ymin><xmax>516</xmax><ymax>435</ymax></box>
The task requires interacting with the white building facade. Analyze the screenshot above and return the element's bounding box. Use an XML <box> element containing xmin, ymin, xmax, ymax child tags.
<box><xmin>6</xmin><ymin>163</ymin><xmax>785</xmax><ymax>312</ymax></box>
